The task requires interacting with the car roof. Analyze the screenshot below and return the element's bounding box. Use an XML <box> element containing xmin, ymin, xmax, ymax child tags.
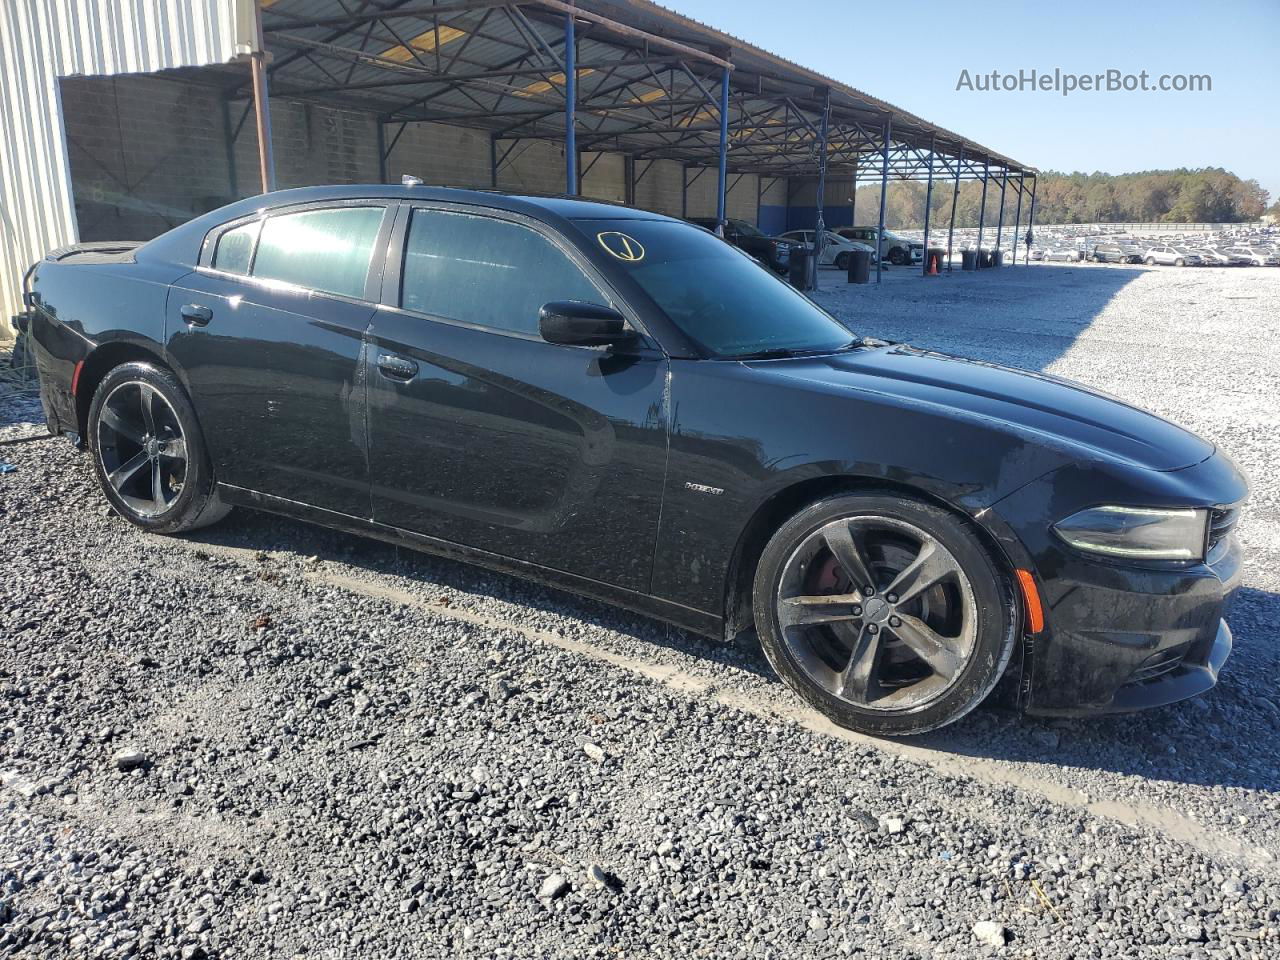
<box><xmin>246</xmin><ymin>184</ymin><xmax>676</xmax><ymax>221</ymax></box>
<box><xmin>141</xmin><ymin>183</ymin><xmax>680</xmax><ymax>266</ymax></box>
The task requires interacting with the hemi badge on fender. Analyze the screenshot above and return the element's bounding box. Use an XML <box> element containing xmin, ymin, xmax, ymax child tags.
<box><xmin>684</xmin><ymin>481</ymin><xmax>724</xmax><ymax>496</ymax></box>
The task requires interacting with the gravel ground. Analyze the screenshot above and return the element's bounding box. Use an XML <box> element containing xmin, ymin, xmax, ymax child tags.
<box><xmin>2</xmin><ymin>264</ymin><xmax>1279</xmax><ymax>959</ymax></box>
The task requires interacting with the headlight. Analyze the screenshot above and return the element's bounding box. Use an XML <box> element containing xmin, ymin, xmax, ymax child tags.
<box><xmin>1053</xmin><ymin>505</ymin><xmax>1208</xmax><ymax>561</ymax></box>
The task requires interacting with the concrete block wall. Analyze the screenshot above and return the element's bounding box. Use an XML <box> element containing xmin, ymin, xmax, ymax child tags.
<box><xmin>61</xmin><ymin>70</ymin><xmax>797</xmax><ymax>243</ymax></box>
<box><xmin>60</xmin><ymin>74</ymin><xmax>237</xmax><ymax>241</ymax></box>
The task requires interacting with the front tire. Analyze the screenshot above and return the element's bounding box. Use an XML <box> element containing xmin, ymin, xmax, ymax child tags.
<box><xmin>752</xmin><ymin>493</ymin><xmax>1017</xmax><ymax>736</ymax></box>
<box><xmin>834</xmin><ymin>252</ymin><xmax>850</xmax><ymax>271</ymax></box>
<box><xmin>888</xmin><ymin>248</ymin><xmax>907</xmax><ymax>266</ymax></box>
<box><xmin>88</xmin><ymin>361</ymin><xmax>230</xmax><ymax>534</ymax></box>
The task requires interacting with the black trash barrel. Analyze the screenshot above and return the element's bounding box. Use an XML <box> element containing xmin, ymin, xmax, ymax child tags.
<box><xmin>789</xmin><ymin>245</ymin><xmax>813</xmax><ymax>289</ymax></box>
<box><xmin>847</xmin><ymin>248</ymin><xmax>872</xmax><ymax>284</ymax></box>
<box><xmin>960</xmin><ymin>249</ymin><xmax>978</xmax><ymax>271</ymax></box>
<box><xmin>991</xmin><ymin>250</ymin><xmax>1004</xmax><ymax>268</ymax></box>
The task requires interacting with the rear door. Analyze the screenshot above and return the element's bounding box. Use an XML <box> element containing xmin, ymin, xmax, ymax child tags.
<box><xmin>365</xmin><ymin>204</ymin><xmax>670</xmax><ymax>592</ymax></box>
<box><xmin>166</xmin><ymin>202</ymin><xmax>392</xmax><ymax>514</ymax></box>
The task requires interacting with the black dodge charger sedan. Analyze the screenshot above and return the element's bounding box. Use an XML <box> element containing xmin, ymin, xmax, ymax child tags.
<box><xmin>24</xmin><ymin>184</ymin><xmax>1246</xmax><ymax>737</ymax></box>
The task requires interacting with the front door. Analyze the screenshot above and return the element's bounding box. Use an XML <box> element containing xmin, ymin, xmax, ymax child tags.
<box><xmin>366</xmin><ymin>205</ymin><xmax>669</xmax><ymax>593</ymax></box>
<box><xmin>166</xmin><ymin>203</ymin><xmax>392</xmax><ymax>514</ymax></box>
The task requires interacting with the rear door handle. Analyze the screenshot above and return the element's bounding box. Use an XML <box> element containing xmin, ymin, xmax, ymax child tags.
<box><xmin>377</xmin><ymin>353</ymin><xmax>418</xmax><ymax>381</ymax></box>
<box><xmin>181</xmin><ymin>304</ymin><xmax>213</xmax><ymax>326</ymax></box>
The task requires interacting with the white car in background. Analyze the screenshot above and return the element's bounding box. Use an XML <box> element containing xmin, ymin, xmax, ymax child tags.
<box><xmin>1226</xmin><ymin>246</ymin><xmax>1280</xmax><ymax>266</ymax></box>
<box><xmin>777</xmin><ymin>230</ymin><xmax>877</xmax><ymax>270</ymax></box>
<box><xmin>1143</xmin><ymin>245</ymin><xmax>1201</xmax><ymax>267</ymax></box>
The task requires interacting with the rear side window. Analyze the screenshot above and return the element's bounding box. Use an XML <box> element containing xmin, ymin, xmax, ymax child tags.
<box><xmin>251</xmin><ymin>206</ymin><xmax>385</xmax><ymax>298</ymax></box>
<box><xmin>214</xmin><ymin>220</ymin><xmax>260</xmax><ymax>274</ymax></box>
<box><xmin>401</xmin><ymin>209</ymin><xmax>605</xmax><ymax>336</ymax></box>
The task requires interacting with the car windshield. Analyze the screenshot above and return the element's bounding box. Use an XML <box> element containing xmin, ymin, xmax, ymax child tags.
<box><xmin>578</xmin><ymin>218</ymin><xmax>856</xmax><ymax>358</ymax></box>
<box><xmin>731</xmin><ymin>220</ymin><xmax>764</xmax><ymax>238</ymax></box>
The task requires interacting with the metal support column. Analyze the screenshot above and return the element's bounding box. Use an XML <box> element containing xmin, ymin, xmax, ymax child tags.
<box><xmin>564</xmin><ymin>12</ymin><xmax>577</xmax><ymax>195</ymax></box>
<box><xmin>976</xmin><ymin>159</ymin><xmax>989</xmax><ymax>256</ymax></box>
<box><xmin>1025</xmin><ymin>176</ymin><xmax>1038</xmax><ymax>265</ymax></box>
<box><xmin>946</xmin><ymin>146</ymin><xmax>963</xmax><ymax>273</ymax></box>
<box><xmin>489</xmin><ymin>135</ymin><xmax>499</xmax><ymax>188</ymax></box>
<box><xmin>849</xmin><ymin>161</ymin><xmax>857</xmax><ymax>226</ymax></box>
<box><xmin>715</xmin><ymin>64</ymin><xmax>730</xmax><ymax>230</ymax></box>
<box><xmin>875</xmin><ymin>115</ymin><xmax>891</xmax><ymax>283</ymax></box>
<box><xmin>248</xmin><ymin>1</ymin><xmax>275</xmax><ymax>194</ymax></box>
<box><xmin>813</xmin><ymin>87</ymin><xmax>831</xmax><ymax>274</ymax></box>
<box><xmin>995</xmin><ymin>169</ymin><xmax>1008</xmax><ymax>258</ymax></box>
<box><xmin>376</xmin><ymin>121</ymin><xmax>387</xmax><ymax>183</ymax></box>
<box><xmin>681</xmin><ymin>166</ymin><xmax>688</xmax><ymax>220</ymax></box>
<box><xmin>921</xmin><ymin>134</ymin><xmax>936</xmax><ymax>276</ymax></box>
<box><xmin>1011</xmin><ymin>174</ymin><xmax>1025</xmax><ymax>266</ymax></box>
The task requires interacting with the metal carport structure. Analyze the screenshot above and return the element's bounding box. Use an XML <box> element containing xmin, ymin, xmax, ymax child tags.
<box><xmin>242</xmin><ymin>0</ymin><xmax>1037</xmax><ymax>281</ymax></box>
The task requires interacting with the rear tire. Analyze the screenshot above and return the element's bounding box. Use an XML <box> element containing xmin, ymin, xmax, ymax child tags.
<box><xmin>88</xmin><ymin>361</ymin><xmax>230</xmax><ymax>534</ymax></box>
<box><xmin>1175</xmin><ymin>258</ymin><xmax>1185</xmax><ymax>267</ymax></box>
<box><xmin>752</xmin><ymin>493</ymin><xmax>1017</xmax><ymax>737</ymax></box>
<box><xmin>834</xmin><ymin>252</ymin><xmax>850</xmax><ymax>271</ymax></box>
<box><xmin>1145</xmin><ymin>256</ymin><xmax>1156</xmax><ymax>265</ymax></box>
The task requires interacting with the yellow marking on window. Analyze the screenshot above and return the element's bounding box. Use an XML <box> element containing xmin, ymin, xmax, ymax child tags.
<box><xmin>380</xmin><ymin>25</ymin><xmax>466</xmax><ymax>63</ymax></box>
<box><xmin>628</xmin><ymin>88</ymin><xmax>666</xmax><ymax>104</ymax></box>
<box><xmin>514</xmin><ymin>68</ymin><xmax>596</xmax><ymax>97</ymax></box>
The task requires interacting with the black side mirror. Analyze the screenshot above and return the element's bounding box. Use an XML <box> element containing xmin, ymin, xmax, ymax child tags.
<box><xmin>539</xmin><ymin>301</ymin><xmax>633</xmax><ymax>347</ymax></box>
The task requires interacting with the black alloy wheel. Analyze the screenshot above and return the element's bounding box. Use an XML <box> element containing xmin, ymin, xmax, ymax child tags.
<box><xmin>753</xmin><ymin>493</ymin><xmax>1017</xmax><ymax>736</ymax></box>
<box><xmin>88</xmin><ymin>362</ymin><xmax>230</xmax><ymax>533</ymax></box>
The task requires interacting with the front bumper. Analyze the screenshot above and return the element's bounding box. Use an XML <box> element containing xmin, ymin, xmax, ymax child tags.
<box><xmin>983</xmin><ymin>454</ymin><xmax>1247</xmax><ymax>718</ymax></box>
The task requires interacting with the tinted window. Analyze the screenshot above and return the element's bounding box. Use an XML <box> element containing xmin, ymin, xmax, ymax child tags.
<box><xmin>401</xmin><ymin>209</ymin><xmax>606</xmax><ymax>336</ymax></box>
<box><xmin>576</xmin><ymin>218</ymin><xmax>854</xmax><ymax>357</ymax></box>
<box><xmin>252</xmin><ymin>206</ymin><xmax>384</xmax><ymax>298</ymax></box>
<box><xmin>214</xmin><ymin>220</ymin><xmax>260</xmax><ymax>274</ymax></box>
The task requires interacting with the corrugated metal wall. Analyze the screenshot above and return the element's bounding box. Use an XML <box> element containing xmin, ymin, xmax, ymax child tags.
<box><xmin>0</xmin><ymin>0</ymin><xmax>255</xmax><ymax>336</ymax></box>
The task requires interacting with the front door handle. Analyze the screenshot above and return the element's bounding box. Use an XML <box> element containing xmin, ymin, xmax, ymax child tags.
<box><xmin>181</xmin><ymin>304</ymin><xmax>213</xmax><ymax>326</ymax></box>
<box><xmin>377</xmin><ymin>353</ymin><xmax>418</xmax><ymax>381</ymax></box>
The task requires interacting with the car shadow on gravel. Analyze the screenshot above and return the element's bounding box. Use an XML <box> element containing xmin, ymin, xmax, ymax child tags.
<box><xmin>181</xmin><ymin>507</ymin><xmax>778</xmax><ymax>682</ymax></box>
<box><xmin>818</xmin><ymin>264</ymin><xmax>1149</xmax><ymax>376</ymax></box>
<box><xmin>917</xmin><ymin>584</ymin><xmax>1280</xmax><ymax>794</ymax></box>
<box><xmin>184</xmin><ymin>506</ymin><xmax>1279</xmax><ymax>799</ymax></box>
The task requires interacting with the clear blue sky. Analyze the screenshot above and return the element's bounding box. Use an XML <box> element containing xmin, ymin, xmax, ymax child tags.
<box><xmin>676</xmin><ymin>0</ymin><xmax>1280</xmax><ymax>203</ymax></box>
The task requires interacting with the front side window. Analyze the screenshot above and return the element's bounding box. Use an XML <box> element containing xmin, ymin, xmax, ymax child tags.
<box><xmin>401</xmin><ymin>209</ymin><xmax>606</xmax><ymax>336</ymax></box>
<box><xmin>576</xmin><ymin>218</ymin><xmax>855</xmax><ymax>358</ymax></box>
<box><xmin>251</xmin><ymin>206</ymin><xmax>385</xmax><ymax>298</ymax></box>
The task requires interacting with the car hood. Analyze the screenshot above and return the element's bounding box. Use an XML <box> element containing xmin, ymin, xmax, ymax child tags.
<box><xmin>748</xmin><ymin>344</ymin><xmax>1214</xmax><ymax>472</ymax></box>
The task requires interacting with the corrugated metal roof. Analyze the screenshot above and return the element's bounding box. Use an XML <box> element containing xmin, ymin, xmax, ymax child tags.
<box><xmin>0</xmin><ymin>0</ymin><xmax>254</xmax><ymax>333</ymax></box>
<box><xmin>255</xmin><ymin>0</ymin><xmax>1031</xmax><ymax>176</ymax></box>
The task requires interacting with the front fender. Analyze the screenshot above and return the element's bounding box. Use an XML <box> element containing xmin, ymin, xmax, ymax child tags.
<box><xmin>649</xmin><ymin>358</ymin><xmax>1072</xmax><ymax>616</ymax></box>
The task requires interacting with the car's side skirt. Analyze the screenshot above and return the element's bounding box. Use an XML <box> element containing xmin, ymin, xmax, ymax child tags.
<box><xmin>216</xmin><ymin>484</ymin><xmax>724</xmax><ymax>640</ymax></box>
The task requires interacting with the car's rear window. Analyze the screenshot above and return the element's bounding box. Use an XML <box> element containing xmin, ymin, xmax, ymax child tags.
<box><xmin>252</xmin><ymin>207</ymin><xmax>384</xmax><ymax>298</ymax></box>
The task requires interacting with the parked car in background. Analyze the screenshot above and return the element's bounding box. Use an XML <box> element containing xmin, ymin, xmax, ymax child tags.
<box><xmin>1144</xmin><ymin>245</ymin><xmax>1201</xmax><ymax>267</ymax></box>
<box><xmin>26</xmin><ymin>183</ymin><xmax>1248</xmax><ymax>738</ymax></box>
<box><xmin>1090</xmin><ymin>243</ymin><xmax>1143</xmax><ymax>264</ymax></box>
<box><xmin>1042</xmin><ymin>248</ymin><xmax>1083</xmax><ymax>262</ymax></box>
<box><xmin>777</xmin><ymin>230</ymin><xmax>876</xmax><ymax>270</ymax></box>
<box><xmin>1226</xmin><ymin>246</ymin><xmax>1280</xmax><ymax>266</ymax></box>
<box><xmin>687</xmin><ymin>217</ymin><xmax>794</xmax><ymax>274</ymax></box>
<box><xmin>1192</xmin><ymin>248</ymin><xmax>1234</xmax><ymax>267</ymax></box>
<box><xmin>835</xmin><ymin>226</ymin><xmax>922</xmax><ymax>265</ymax></box>
<box><xmin>1201</xmin><ymin>247</ymin><xmax>1252</xmax><ymax>267</ymax></box>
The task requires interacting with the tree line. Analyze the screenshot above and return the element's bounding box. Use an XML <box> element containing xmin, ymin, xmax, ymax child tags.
<box><xmin>843</xmin><ymin>168</ymin><xmax>1270</xmax><ymax>228</ymax></box>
